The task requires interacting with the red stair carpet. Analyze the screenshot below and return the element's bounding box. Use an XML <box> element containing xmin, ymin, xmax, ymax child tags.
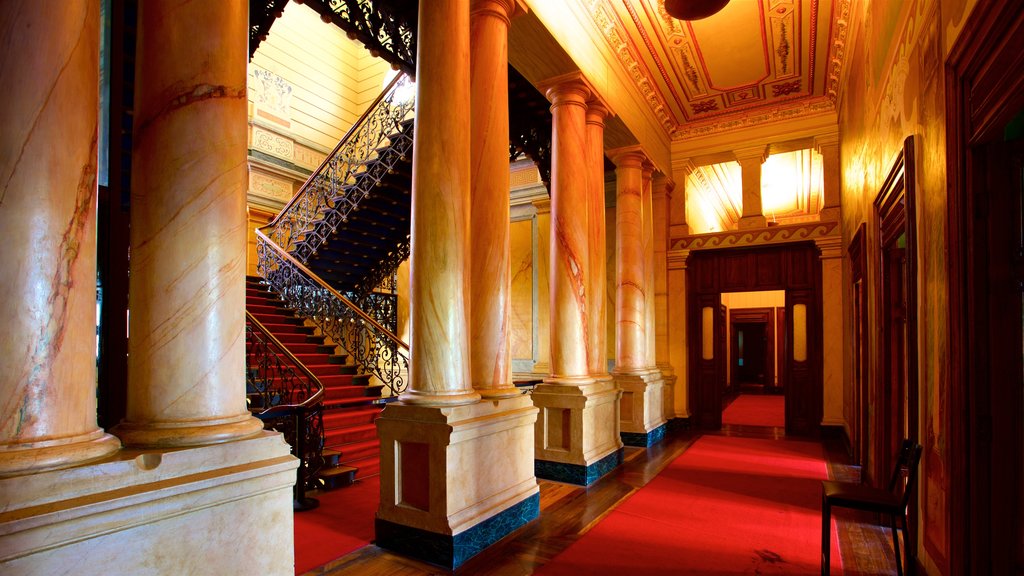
<box><xmin>722</xmin><ymin>394</ymin><xmax>786</xmax><ymax>427</ymax></box>
<box><xmin>537</xmin><ymin>435</ymin><xmax>842</xmax><ymax>575</ymax></box>
<box><xmin>293</xmin><ymin>475</ymin><xmax>380</xmax><ymax>574</ymax></box>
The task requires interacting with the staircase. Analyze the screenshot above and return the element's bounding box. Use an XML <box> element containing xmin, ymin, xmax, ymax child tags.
<box><xmin>247</xmin><ymin>276</ymin><xmax>385</xmax><ymax>487</ymax></box>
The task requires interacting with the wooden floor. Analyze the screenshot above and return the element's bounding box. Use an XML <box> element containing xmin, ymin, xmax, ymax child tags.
<box><xmin>303</xmin><ymin>425</ymin><xmax>900</xmax><ymax>575</ymax></box>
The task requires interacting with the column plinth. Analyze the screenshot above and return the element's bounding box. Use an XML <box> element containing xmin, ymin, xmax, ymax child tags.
<box><xmin>0</xmin><ymin>0</ymin><xmax>120</xmax><ymax>476</ymax></box>
<box><xmin>114</xmin><ymin>0</ymin><xmax>263</xmax><ymax>448</ymax></box>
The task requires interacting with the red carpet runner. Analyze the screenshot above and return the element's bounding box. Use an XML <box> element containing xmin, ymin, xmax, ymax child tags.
<box><xmin>722</xmin><ymin>394</ymin><xmax>786</xmax><ymax>427</ymax></box>
<box><xmin>538</xmin><ymin>435</ymin><xmax>842</xmax><ymax>575</ymax></box>
<box><xmin>293</xmin><ymin>476</ymin><xmax>379</xmax><ymax>574</ymax></box>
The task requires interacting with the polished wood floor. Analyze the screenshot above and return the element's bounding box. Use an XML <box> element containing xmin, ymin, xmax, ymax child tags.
<box><xmin>303</xmin><ymin>425</ymin><xmax>900</xmax><ymax>575</ymax></box>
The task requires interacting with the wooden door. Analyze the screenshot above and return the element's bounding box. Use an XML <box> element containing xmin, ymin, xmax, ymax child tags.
<box><xmin>785</xmin><ymin>289</ymin><xmax>816</xmax><ymax>435</ymax></box>
<box><xmin>849</xmin><ymin>225</ymin><xmax>870</xmax><ymax>469</ymax></box>
<box><xmin>690</xmin><ymin>292</ymin><xmax>724</xmax><ymax>429</ymax></box>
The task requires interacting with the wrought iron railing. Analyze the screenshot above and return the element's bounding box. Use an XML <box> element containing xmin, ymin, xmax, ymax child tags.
<box><xmin>256</xmin><ymin>230</ymin><xmax>410</xmax><ymax>397</ymax></box>
<box><xmin>245</xmin><ymin>311</ymin><xmax>325</xmax><ymax>509</ymax></box>
<box><xmin>259</xmin><ymin>71</ymin><xmax>415</xmax><ymax>270</ymax></box>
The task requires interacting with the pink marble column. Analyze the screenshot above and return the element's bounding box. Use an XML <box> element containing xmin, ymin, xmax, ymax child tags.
<box><xmin>586</xmin><ymin>102</ymin><xmax>612</xmax><ymax>380</ymax></box>
<box><xmin>0</xmin><ymin>0</ymin><xmax>121</xmax><ymax>475</ymax></box>
<box><xmin>641</xmin><ymin>162</ymin><xmax>657</xmax><ymax>368</ymax></box>
<box><xmin>470</xmin><ymin>0</ymin><xmax>519</xmax><ymax>398</ymax></box>
<box><xmin>113</xmin><ymin>0</ymin><xmax>264</xmax><ymax>447</ymax></box>
<box><xmin>544</xmin><ymin>77</ymin><xmax>592</xmax><ymax>384</ymax></box>
<box><xmin>400</xmin><ymin>0</ymin><xmax>480</xmax><ymax>405</ymax></box>
<box><xmin>735</xmin><ymin>146</ymin><xmax>768</xmax><ymax>229</ymax></box>
<box><xmin>612</xmin><ymin>149</ymin><xmax>648</xmax><ymax>373</ymax></box>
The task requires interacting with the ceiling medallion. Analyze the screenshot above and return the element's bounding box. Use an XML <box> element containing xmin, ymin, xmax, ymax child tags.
<box><xmin>663</xmin><ymin>0</ymin><xmax>730</xmax><ymax>21</ymax></box>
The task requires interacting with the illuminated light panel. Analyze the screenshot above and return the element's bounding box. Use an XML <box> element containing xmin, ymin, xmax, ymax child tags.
<box><xmin>761</xmin><ymin>148</ymin><xmax>823</xmax><ymax>220</ymax></box>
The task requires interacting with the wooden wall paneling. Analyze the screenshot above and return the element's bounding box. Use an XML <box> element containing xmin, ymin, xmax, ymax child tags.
<box><xmin>755</xmin><ymin>249</ymin><xmax>782</xmax><ymax>288</ymax></box>
<box><xmin>720</xmin><ymin>252</ymin><xmax>751</xmax><ymax>292</ymax></box>
<box><xmin>775</xmin><ymin>306</ymin><xmax>786</xmax><ymax>393</ymax></box>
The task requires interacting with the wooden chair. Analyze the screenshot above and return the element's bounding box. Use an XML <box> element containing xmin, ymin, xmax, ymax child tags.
<box><xmin>821</xmin><ymin>439</ymin><xmax>923</xmax><ymax>576</ymax></box>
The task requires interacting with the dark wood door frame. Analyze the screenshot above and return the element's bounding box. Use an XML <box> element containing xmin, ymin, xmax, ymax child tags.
<box><xmin>848</xmin><ymin>224</ymin><xmax>869</xmax><ymax>469</ymax></box>
<box><xmin>947</xmin><ymin>2</ymin><xmax>1024</xmax><ymax>573</ymax></box>
<box><xmin>687</xmin><ymin>243</ymin><xmax>823</xmax><ymax>435</ymax></box>
<box><xmin>729</xmin><ymin>308</ymin><xmax>775</xmax><ymax>390</ymax></box>
<box><xmin>873</xmin><ymin>137</ymin><xmax>919</xmax><ymax>490</ymax></box>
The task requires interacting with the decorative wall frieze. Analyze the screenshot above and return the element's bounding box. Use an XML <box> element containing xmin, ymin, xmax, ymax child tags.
<box><xmin>669</xmin><ymin>220</ymin><xmax>839</xmax><ymax>251</ymax></box>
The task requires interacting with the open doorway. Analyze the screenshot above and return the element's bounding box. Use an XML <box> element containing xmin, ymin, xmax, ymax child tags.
<box><xmin>721</xmin><ymin>291</ymin><xmax>786</xmax><ymax>429</ymax></box>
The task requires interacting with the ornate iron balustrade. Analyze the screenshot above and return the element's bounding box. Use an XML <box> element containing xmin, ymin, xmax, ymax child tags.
<box><xmin>245</xmin><ymin>311</ymin><xmax>325</xmax><ymax>508</ymax></box>
<box><xmin>301</xmin><ymin>0</ymin><xmax>417</xmax><ymax>76</ymax></box>
<box><xmin>257</xmin><ymin>230</ymin><xmax>410</xmax><ymax>397</ymax></box>
<box><xmin>302</xmin><ymin>0</ymin><xmax>553</xmax><ymax>188</ymax></box>
<box><xmin>249</xmin><ymin>0</ymin><xmax>290</xmax><ymax>59</ymax></box>
<box><xmin>260</xmin><ymin>72</ymin><xmax>415</xmax><ymax>268</ymax></box>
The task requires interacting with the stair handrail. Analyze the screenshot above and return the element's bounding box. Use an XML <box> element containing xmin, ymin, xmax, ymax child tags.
<box><xmin>256</xmin><ymin>229</ymin><xmax>410</xmax><ymax>396</ymax></box>
<box><xmin>259</xmin><ymin>71</ymin><xmax>415</xmax><ymax>266</ymax></box>
<box><xmin>245</xmin><ymin>310</ymin><xmax>325</xmax><ymax>508</ymax></box>
<box><xmin>245</xmin><ymin>310</ymin><xmax>326</xmax><ymax>417</ymax></box>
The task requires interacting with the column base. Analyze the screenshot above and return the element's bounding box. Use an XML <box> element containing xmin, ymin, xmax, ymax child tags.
<box><xmin>0</xmin><ymin>428</ymin><xmax>121</xmax><ymax>478</ymax></box>
<box><xmin>530</xmin><ymin>378</ymin><xmax>622</xmax><ymax>482</ymax></box>
<box><xmin>535</xmin><ymin>447</ymin><xmax>624</xmax><ymax>485</ymax></box>
<box><xmin>112</xmin><ymin>412</ymin><xmax>265</xmax><ymax>448</ymax></box>
<box><xmin>621</xmin><ymin>424</ymin><xmax>666</xmax><ymax>447</ymax></box>
<box><xmin>614</xmin><ymin>369</ymin><xmax>667</xmax><ymax>444</ymax></box>
<box><xmin>0</xmin><ymin>431</ymin><xmax>296</xmax><ymax>574</ymax></box>
<box><xmin>375</xmin><ymin>396</ymin><xmax>540</xmax><ymax>568</ymax></box>
<box><xmin>375</xmin><ymin>491</ymin><xmax>539</xmax><ymax>570</ymax></box>
<box><xmin>738</xmin><ymin>214</ymin><xmax>767</xmax><ymax>229</ymax></box>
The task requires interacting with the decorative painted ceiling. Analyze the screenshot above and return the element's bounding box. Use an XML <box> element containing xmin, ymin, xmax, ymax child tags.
<box><xmin>587</xmin><ymin>0</ymin><xmax>846</xmax><ymax>137</ymax></box>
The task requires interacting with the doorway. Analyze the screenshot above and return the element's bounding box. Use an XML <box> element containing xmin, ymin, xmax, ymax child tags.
<box><xmin>733</xmin><ymin>321</ymin><xmax>767</xmax><ymax>389</ymax></box>
<box><xmin>947</xmin><ymin>3</ymin><xmax>1024</xmax><ymax>571</ymax></box>
<box><xmin>688</xmin><ymin>243</ymin><xmax>822</xmax><ymax>435</ymax></box>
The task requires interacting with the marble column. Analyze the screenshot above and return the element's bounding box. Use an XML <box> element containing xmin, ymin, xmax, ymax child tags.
<box><xmin>376</xmin><ymin>1</ymin><xmax>539</xmax><ymax>567</ymax></box>
<box><xmin>612</xmin><ymin>149</ymin><xmax>647</xmax><ymax>373</ymax></box>
<box><xmin>735</xmin><ymin>146</ymin><xmax>768</xmax><ymax>230</ymax></box>
<box><xmin>585</xmin><ymin>101</ymin><xmax>612</xmax><ymax>382</ymax></box>
<box><xmin>642</xmin><ymin>162</ymin><xmax>657</xmax><ymax>370</ymax></box>
<box><xmin>652</xmin><ymin>175</ymin><xmax>677</xmax><ymax>424</ymax></box>
<box><xmin>469</xmin><ymin>0</ymin><xmax>519</xmax><ymax>398</ymax></box>
<box><xmin>610</xmin><ymin>148</ymin><xmax>666</xmax><ymax>447</ymax></box>
<box><xmin>0</xmin><ymin>0</ymin><xmax>120</xmax><ymax>476</ymax></box>
<box><xmin>815</xmin><ymin>134</ymin><xmax>841</xmax><ymax>222</ymax></box>
<box><xmin>531</xmin><ymin>73</ymin><xmax>621</xmax><ymax>485</ymax></box>
<box><xmin>816</xmin><ymin>237</ymin><xmax>845</xmax><ymax>428</ymax></box>
<box><xmin>113</xmin><ymin>0</ymin><xmax>264</xmax><ymax>448</ymax></box>
<box><xmin>1</xmin><ymin>2</ymin><xmax>298</xmax><ymax>573</ymax></box>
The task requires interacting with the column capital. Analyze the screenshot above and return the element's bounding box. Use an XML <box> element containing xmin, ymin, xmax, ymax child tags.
<box><xmin>814</xmin><ymin>235</ymin><xmax>844</xmax><ymax>259</ymax></box>
<box><xmin>642</xmin><ymin>159</ymin><xmax>656</xmax><ymax>180</ymax></box>
<box><xmin>813</xmin><ymin>132</ymin><xmax>841</xmax><ymax>153</ymax></box>
<box><xmin>470</xmin><ymin>0</ymin><xmax>528</xmax><ymax>21</ymax></box>
<box><xmin>652</xmin><ymin>174</ymin><xmax>673</xmax><ymax>200</ymax></box>
<box><xmin>585</xmin><ymin>100</ymin><xmax>612</xmax><ymax>126</ymax></box>
<box><xmin>671</xmin><ymin>156</ymin><xmax>696</xmax><ymax>178</ymax></box>
<box><xmin>667</xmin><ymin>249</ymin><xmax>691</xmax><ymax>270</ymax></box>
<box><xmin>531</xmin><ymin>197</ymin><xmax>551</xmax><ymax>214</ymax></box>
<box><xmin>609</xmin><ymin>145</ymin><xmax>647</xmax><ymax>169</ymax></box>
<box><xmin>538</xmin><ymin>72</ymin><xmax>592</xmax><ymax>109</ymax></box>
<box><xmin>733</xmin><ymin>145</ymin><xmax>769</xmax><ymax>165</ymax></box>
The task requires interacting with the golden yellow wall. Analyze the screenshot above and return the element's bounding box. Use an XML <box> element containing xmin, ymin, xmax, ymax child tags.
<box><xmin>837</xmin><ymin>0</ymin><xmax>974</xmax><ymax>570</ymax></box>
<box><xmin>249</xmin><ymin>2</ymin><xmax>392</xmax><ymax>150</ymax></box>
<box><xmin>510</xmin><ymin>219</ymin><xmax>534</xmax><ymax>360</ymax></box>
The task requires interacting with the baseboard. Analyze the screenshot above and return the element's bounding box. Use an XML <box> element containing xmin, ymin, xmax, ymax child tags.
<box><xmin>535</xmin><ymin>448</ymin><xmax>624</xmax><ymax>486</ymax></box>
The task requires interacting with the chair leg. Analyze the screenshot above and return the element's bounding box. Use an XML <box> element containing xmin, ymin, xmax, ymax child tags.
<box><xmin>891</xmin><ymin>514</ymin><xmax>903</xmax><ymax>576</ymax></box>
<box><xmin>821</xmin><ymin>498</ymin><xmax>831</xmax><ymax>576</ymax></box>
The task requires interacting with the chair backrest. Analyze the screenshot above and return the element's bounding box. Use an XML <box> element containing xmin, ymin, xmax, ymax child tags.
<box><xmin>887</xmin><ymin>439</ymin><xmax>924</xmax><ymax>509</ymax></box>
